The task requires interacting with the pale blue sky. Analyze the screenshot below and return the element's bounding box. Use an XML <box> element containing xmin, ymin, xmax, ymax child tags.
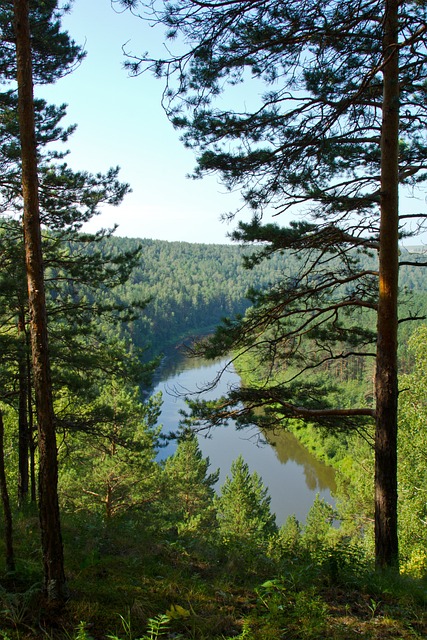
<box><xmin>37</xmin><ymin>0</ymin><xmax>242</xmax><ymax>244</ymax></box>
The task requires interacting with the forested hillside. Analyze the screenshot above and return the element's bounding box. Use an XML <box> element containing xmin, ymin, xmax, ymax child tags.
<box><xmin>86</xmin><ymin>236</ymin><xmax>285</xmax><ymax>356</ymax></box>
<box><xmin>85</xmin><ymin>236</ymin><xmax>427</xmax><ymax>360</ymax></box>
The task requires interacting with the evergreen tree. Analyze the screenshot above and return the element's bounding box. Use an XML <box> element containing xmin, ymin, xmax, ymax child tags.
<box><xmin>121</xmin><ymin>0</ymin><xmax>427</xmax><ymax>568</ymax></box>
<box><xmin>13</xmin><ymin>0</ymin><xmax>67</xmax><ymax>602</ymax></box>
<box><xmin>0</xmin><ymin>87</ymin><xmax>135</xmax><ymax>509</ymax></box>
<box><xmin>215</xmin><ymin>455</ymin><xmax>276</xmax><ymax>548</ymax></box>
<box><xmin>7</xmin><ymin>0</ymin><xmax>135</xmax><ymax>602</ymax></box>
<box><xmin>302</xmin><ymin>495</ymin><xmax>336</xmax><ymax>553</ymax></box>
<box><xmin>277</xmin><ymin>514</ymin><xmax>302</xmax><ymax>557</ymax></box>
<box><xmin>163</xmin><ymin>432</ymin><xmax>219</xmax><ymax>537</ymax></box>
<box><xmin>59</xmin><ymin>384</ymin><xmax>162</xmax><ymax>520</ymax></box>
<box><xmin>1</xmin><ymin>0</ymin><xmax>84</xmax><ymax>83</ymax></box>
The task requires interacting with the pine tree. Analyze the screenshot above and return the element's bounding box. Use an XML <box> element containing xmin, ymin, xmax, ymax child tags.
<box><xmin>163</xmin><ymin>432</ymin><xmax>219</xmax><ymax>536</ymax></box>
<box><xmin>121</xmin><ymin>0</ymin><xmax>427</xmax><ymax>568</ymax></box>
<box><xmin>215</xmin><ymin>455</ymin><xmax>276</xmax><ymax>548</ymax></box>
<box><xmin>13</xmin><ymin>0</ymin><xmax>68</xmax><ymax>602</ymax></box>
<box><xmin>7</xmin><ymin>0</ymin><xmax>134</xmax><ymax>601</ymax></box>
<box><xmin>59</xmin><ymin>385</ymin><xmax>162</xmax><ymax>520</ymax></box>
<box><xmin>303</xmin><ymin>495</ymin><xmax>336</xmax><ymax>553</ymax></box>
<box><xmin>276</xmin><ymin>514</ymin><xmax>302</xmax><ymax>558</ymax></box>
<box><xmin>0</xmin><ymin>91</ymin><xmax>135</xmax><ymax>507</ymax></box>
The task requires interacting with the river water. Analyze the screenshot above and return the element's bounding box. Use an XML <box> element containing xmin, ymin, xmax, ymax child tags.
<box><xmin>151</xmin><ymin>349</ymin><xmax>336</xmax><ymax>525</ymax></box>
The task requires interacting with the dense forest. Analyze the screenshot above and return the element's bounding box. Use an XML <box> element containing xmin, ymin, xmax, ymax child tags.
<box><xmin>73</xmin><ymin>235</ymin><xmax>427</xmax><ymax>360</ymax></box>
<box><xmin>97</xmin><ymin>237</ymin><xmax>286</xmax><ymax>357</ymax></box>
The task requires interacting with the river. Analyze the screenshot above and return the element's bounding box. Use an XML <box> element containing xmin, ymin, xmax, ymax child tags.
<box><xmin>151</xmin><ymin>348</ymin><xmax>336</xmax><ymax>526</ymax></box>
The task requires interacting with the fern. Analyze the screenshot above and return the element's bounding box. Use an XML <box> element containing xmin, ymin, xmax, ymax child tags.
<box><xmin>140</xmin><ymin>614</ymin><xmax>171</xmax><ymax>640</ymax></box>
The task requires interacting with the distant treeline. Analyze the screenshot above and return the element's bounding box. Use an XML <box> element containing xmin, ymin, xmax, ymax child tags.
<box><xmin>97</xmin><ymin>237</ymin><xmax>286</xmax><ymax>357</ymax></box>
<box><xmin>92</xmin><ymin>237</ymin><xmax>427</xmax><ymax>360</ymax></box>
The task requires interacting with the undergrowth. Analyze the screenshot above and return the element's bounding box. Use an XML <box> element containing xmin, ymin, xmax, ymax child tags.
<box><xmin>0</xmin><ymin>510</ymin><xmax>425</xmax><ymax>639</ymax></box>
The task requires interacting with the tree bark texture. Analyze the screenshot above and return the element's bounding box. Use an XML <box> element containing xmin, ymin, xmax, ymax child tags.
<box><xmin>0</xmin><ymin>411</ymin><xmax>15</xmax><ymax>572</ymax></box>
<box><xmin>375</xmin><ymin>0</ymin><xmax>400</xmax><ymax>569</ymax></box>
<box><xmin>13</xmin><ymin>0</ymin><xmax>67</xmax><ymax>601</ymax></box>
<box><xmin>17</xmin><ymin>309</ymin><xmax>29</xmax><ymax>505</ymax></box>
<box><xmin>27</xmin><ymin>344</ymin><xmax>37</xmax><ymax>503</ymax></box>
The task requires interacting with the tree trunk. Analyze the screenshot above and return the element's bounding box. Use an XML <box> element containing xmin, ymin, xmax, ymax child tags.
<box><xmin>0</xmin><ymin>411</ymin><xmax>15</xmax><ymax>572</ymax></box>
<box><xmin>375</xmin><ymin>0</ymin><xmax>399</xmax><ymax>569</ymax></box>
<box><xmin>17</xmin><ymin>309</ymin><xmax>29</xmax><ymax>506</ymax></box>
<box><xmin>27</xmin><ymin>343</ymin><xmax>37</xmax><ymax>503</ymax></box>
<box><xmin>13</xmin><ymin>0</ymin><xmax>67</xmax><ymax>601</ymax></box>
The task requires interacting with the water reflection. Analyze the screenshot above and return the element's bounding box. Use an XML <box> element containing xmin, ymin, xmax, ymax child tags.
<box><xmin>264</xmin><ymin>429</ymin><xmax>336</xmax><ymax>493</ymax></box>
<box><xmin>151</xmin><ymin>353</ymin><xmax>336</xmax><ymax>524</ymax></box>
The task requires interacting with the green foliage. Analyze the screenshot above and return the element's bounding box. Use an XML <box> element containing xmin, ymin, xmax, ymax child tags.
<box><xmin>59</xmin><ymin>384</ymin><xmax>162</xmax><ymax>519</ymax></box>
<box><xmin>398</xmin><ymin>325</ymin><xmax>427</xmax><ymax>575</ymax></box>
<box><xmin>105</xmin><ymin>613</ymin><xmax>171</xmax><ymax>640</ymax></box>
<box><xmin>302</xmin><ymin>495</ymin><xmax>336</xmax><ymax>551</ymax></box>
<box><xmin>104</xmin><ymin>237</ymin><xmax>286</xmax><ymax>359</ymax></box>
<box><xmin>253</xmin><ymin>578</ymin><xmax>327</xmax><ymax>639</ymax></box>
<box><xmin>0</xmin><ymin>0</ymin><xmax>84</xmax><ymax>84</ymax></box>
<box><xmin>71</xmin><ymin>622</ymin><xmax>93</xmax><ymax>640</ymax></box>
<box><xmin>273</xmin><ymin>515</ymin><xmax>302</xmax><ymax>559</ymax></box>
<box><xmin>162</xmin><ymin>433</ymin><xmax>219</xmax><ymax>540</ymax></box>
<box><xmin>215</xmin><ymin>455</ymin><xmax>277</xmax><ymax>570</ymax></box>
<box><xmin>0</xmin><ymin>503</ymin><xmax>426</xmax><ymax>639</ymax></box>
<box><xmin>138</xmin><ymin>614</ymin><xmax>171</xmax><ymax>640</ymax></box>
<box><xmin>0</xmin><ymin>583</ymin><xmax>41</xmax><ymax>630</ymax></box>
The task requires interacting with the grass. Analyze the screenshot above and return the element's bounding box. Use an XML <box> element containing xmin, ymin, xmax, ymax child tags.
<box><xmin>0</xmin><ymin>510</ymin><xmax>425</xmax><ymax>639</ymax></box>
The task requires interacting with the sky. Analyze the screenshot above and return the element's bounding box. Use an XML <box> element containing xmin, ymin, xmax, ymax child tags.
<box><xmin>36</xmin><ymin>0</ymin><xmax>244</xmax><ymax>244</ymax></box>
<box><xmin>35</xmin><ymin>0</ymin><xmax>427</xmax><ymax>247</ymax></box>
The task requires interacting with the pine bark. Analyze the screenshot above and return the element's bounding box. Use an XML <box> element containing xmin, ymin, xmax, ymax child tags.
<box><xmin>13</xmin><ymin>0</ymin><xmax>67</xmax><ymax>601</ymax></box>
<box><xmin>17</xmin><ymin>309</ymin><xmax>29</xmax><ymax>506</ymax></box>
<box><xmin>375</xmin><ymin>0</ymin><xmax>400</xmax><ymax>569</ymax></box>
<box><xmin>27</xmin><ymin>343</ymin><xmax>37</xmax><ymax>503</ymax></box>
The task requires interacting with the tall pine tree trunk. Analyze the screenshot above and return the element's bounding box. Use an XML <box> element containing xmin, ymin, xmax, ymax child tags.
<box><xmin>375</xmin><ymin>0</ymin><xmax>399</xmax><ymax>569</ymax></box>
<box><xmin>17</xmin><ymin>309</ymin><xmax>29</xmax><ymax>506</ymax></box>
<box><xmin>27</xmin><ymin>342</ymin><xmax>37</xmax><ymax>503</ymax></box>
<box><xmin>13</xmin><ymin>0</ymin><xmax>67</xmax><ymax>602</ymax></box>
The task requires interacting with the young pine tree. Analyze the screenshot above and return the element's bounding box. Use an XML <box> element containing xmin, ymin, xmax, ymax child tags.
<box><xmin>215</xmin><ymin>455</ymin><xmax>277</xmax><ymax>555</ymax></box>
<box><xmin>302</xmin><ymin>495</ymin><xmax>336</xmax><ymax>553</ymax></box>
<box><xmin>59</xmin><ymin>384</ymin><xmax>162</xmax><ymax>520</ymax></box>
<box><xmin>163</xmin><ymin>433</ymin><xmax>219</xmax><ymax>539</ymax></box>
